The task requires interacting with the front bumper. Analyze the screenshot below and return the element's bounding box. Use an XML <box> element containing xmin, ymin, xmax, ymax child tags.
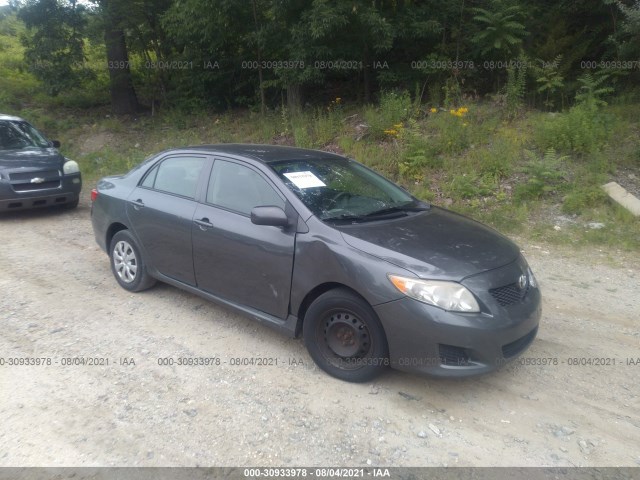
<box><xmin>0</xmin><ymin>174</ymin><xmax>81</xmax><ymax>211</ymax></box>
<box><xmin>375</xmin><ymin>257</ymin><xmax>542</xmax><ymax>377</ymax></box>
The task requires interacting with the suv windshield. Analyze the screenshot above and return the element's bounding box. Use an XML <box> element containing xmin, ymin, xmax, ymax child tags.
<box><xmin>0</xmin><ymin>120</ymin><xmax>51</xmax><ymax>150</ymax></box>
<box><xmin>270</xmin><ymin>158</ymin><xmax>424</xmax><ymax>221</ymax></box>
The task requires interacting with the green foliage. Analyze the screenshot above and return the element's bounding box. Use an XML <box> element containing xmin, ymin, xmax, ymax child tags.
<box><xmin>504</xmin><ymin>57</ymin><xmax>527</xmax><ymax>117</ymax></box>
<box><xmin>575</xmin><ymin>72</ymin><xmax>614</xmax><ymax>108</ymax></box>
<box><xmin>445</xmin><ymin>173</ymin><xmax>497</xmax><ymax>199</ymax></box>
<box><xmin>442</xmin><ymin>77</ymin><xmax>463</xmax><ymax>109</ymax></box>
<box><xmin>310</xmin><ymin>108</ymin><xmax>341</xmax><ymax>147</ymax></box>
<box><xmin>533</xmin><ymin>55</ymin><xmax>564</xmax><ymax>110</ymax></box>
<box><xmin>533</xmin><ymin>104</ymin><xmax>612</xmax><ymax>155</ymax></box>
<box><xmin>293</xmin><ymin>124</ymin><xmax>313</xmax><ymax>149</ymax></box>
<box><xmin>514</xmin><ymin>149</ymin><xmax>568</xmax><ymax>201</ymax></box>
<box><xmin>614</xmin><ymin>0</ymin><xmax>640</xmax><ymax>59</ymax></box>
<box><xmin>364</xmin><ymin>91</ymin><xmax>413</xmax><ymax>139</ymax></box>
<box><xmin>19</xmin><ymin>0</ymin><xmax>91</xmax><ymax>96</ymax></box>
<box><xmin>471</xmin><ymin>2</ymin><xmax>528</xmax><ymax>56</ymax></box>
<box><xmin>427</xmin><ymin>109</ymin><xmax>470</xmax><ymax>155</ymax></box>
<box><xmin>470</xmin><ymin>137</ymin><xmax>519</xmax><ymax>180</ymax></box>
<box><xmin>562</xmin><ymin>186</ymin><xmax>608</xmax><ymax>215</ymax></box>
<box><xmin>0</xmin><ymin>11</ymin><xmax>41</xmax><ymax>110</ymax></box>
<box><xmin>397</xmin><ymin>118</ymin><xmax>441</xmax><ymax>178</ymax></box>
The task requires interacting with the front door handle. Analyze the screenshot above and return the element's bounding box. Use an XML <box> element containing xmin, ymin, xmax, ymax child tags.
<box><xmin>194</xmin><ymin>217</ymin><xmax>213</xmax><ymax>229</ymax></box>
<box><xmin>130</xmin><ymin>199</ymin><xmax>145</xmax><ymax>210</ymax></box>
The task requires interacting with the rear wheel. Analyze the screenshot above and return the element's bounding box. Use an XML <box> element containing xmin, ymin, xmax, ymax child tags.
<box><xmin>303</xmin><ymin>288</ymin><xmax>389</xmax><ymax>382</ymax></box>
<box><xmin>109</xmin><ymin>230</ymin><xmax>156</xmax><ymax>292</ymax></box>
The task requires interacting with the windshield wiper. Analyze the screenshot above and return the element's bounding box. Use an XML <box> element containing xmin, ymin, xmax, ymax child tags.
<box><xmin>364</xmin><ymin>201</ymin><xmax>430</xmax><ymax>217</ymax></box>
<box><xmin>324</xmin><ymin>210</ymin><xmax>407</xmax><ymax>223</ymax></box>
<box><xmin>322</xmin><ymin>213</ymin><xmax>368</xmax><ymax>223</ymax></box>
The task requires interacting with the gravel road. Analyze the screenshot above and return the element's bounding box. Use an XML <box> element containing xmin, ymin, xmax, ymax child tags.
<box><xmin>1</xmin><ymin>192</ymin><xmax>639</xmax><ymax>467</ymax></box>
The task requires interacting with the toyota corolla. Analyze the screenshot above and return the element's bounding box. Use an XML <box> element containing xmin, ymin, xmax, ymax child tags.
<box><xmin>90</xmin><ymin>144</ymin><xmax>541</xmax><ymax>382</ymax></box>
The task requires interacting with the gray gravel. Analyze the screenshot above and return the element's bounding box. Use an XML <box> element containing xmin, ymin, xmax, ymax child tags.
<box><xmin>0</xmin><ymin>194</ymin><xmax>639</xmax><ymax>467</ymax></box>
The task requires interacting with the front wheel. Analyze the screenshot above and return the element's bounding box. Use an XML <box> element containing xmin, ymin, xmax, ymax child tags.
<box><xmin>62</xmin><ymin>198</ymin><xmax>79</xmax><ymax>209</ymax></box>
<box><xmin>109</xmin><ymin>230</ymin><xmax>156</xmax><ymax>292</ymax></box>
<box><xmin>303</xmin><ymin>288</ymin><xmax>389</xmax><ymax>382</ymax></box>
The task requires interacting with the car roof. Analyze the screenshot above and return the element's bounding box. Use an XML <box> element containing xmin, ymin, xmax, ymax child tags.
<box><xmin>181</xmin><ymin>144</ymin><xmax>348</xmax><ymax>164</ymax></box>
<box><xmin>0</xmin><ymin>114</ymin><xmax>25</xmax><ymax>122</ymax></box>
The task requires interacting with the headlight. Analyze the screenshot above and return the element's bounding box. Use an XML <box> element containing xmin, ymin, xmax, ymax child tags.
<box><xmin>388</xmin><ymin>274</ymin><xmax>480</xmax><ymax>312</ymax></box>
<box><xmin>63</xmin><ymin>160</ymin><xmax>80</xmax><ymax>175</ymax></box>
<box><xmin>527</xmin><ymin>267</ymin><xmax>538</xmax><ymax>288</ymax></box>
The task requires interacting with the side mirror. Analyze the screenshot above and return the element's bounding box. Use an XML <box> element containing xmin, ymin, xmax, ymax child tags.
<box><xmin>250</xmin><ymin>206</ymin><xmax>289</xmax><ymax>227</ymax></box>
<box><xmin>51</xmin><ymin>140</ymin><xmax>61</xmax><ymax>148</ymax></box>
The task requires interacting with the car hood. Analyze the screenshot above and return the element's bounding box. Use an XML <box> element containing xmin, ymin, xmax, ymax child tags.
<box><xmin>0</xmin><ymin>148</ymin><xmax>65</xmax><ymax>170</ymax></box>
<box><xmin>337</xmin><ymin>207</ymin><xmax>521</xmax><ymax>280</ymax></box>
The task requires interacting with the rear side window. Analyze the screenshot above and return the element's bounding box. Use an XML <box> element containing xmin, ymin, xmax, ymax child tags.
<box><xmin>141</xmin><ymin>156</ymin><xmax>205</xmax><ymax>199</ymax></box>
<box><xmin>207</xmin><ymin>160</ymin><xmax>284</xmax><ymax>215</ymax></box>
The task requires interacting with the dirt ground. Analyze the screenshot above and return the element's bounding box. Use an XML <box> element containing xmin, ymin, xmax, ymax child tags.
<box><xmin>0</xmin><ymin>190</ymin><xmax>639</xmax><ymax>468</ymax></box>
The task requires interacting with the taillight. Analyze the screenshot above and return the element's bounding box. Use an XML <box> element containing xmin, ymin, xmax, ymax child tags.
<box><xmin>91</xmin><ymin>188</ymin><xmax>98</xmax><ymax>202</ymax></box>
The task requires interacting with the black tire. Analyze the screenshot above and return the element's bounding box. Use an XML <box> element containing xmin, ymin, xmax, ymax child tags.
<box><xmin>303</xmin><ymin>288</ymin><xmax>389</xmax><ymax>382</ymax></box>
<box><xmin>62</xmin><ymin>198</ymin><xmax>79</xmax><ymax>209</ymax></box>
<box><xmin>109</xmin><ymin>230</ymin><xmax>156</xmax><ymax>292</ymax></box>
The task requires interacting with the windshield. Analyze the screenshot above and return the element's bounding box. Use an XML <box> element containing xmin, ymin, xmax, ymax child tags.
<box><xmin>270</xmin><ymin>157</ymin><xmax>420</xmax><ymax>221</ymax></box>
<box><xmin>0</xmin><ymin>120</ymin><xmax>51</xmax><ymax>150</ymax></box>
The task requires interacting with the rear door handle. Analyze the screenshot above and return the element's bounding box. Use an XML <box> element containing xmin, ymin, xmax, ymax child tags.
<box><xmin>194</xmin><ymin>217</ymin><xmax>213</xmax><ymax>229</ymax></box>
<box><xmin>130</xmin><ymin>199</ymin><xmax>145</xmax><ymax>210</ymax></box>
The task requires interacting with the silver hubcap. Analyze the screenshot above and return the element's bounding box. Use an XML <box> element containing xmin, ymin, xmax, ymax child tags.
<box><xmin>113</xmin><ymin>240</ymin><xmax>137</xmax><ymax>283</ymax></box>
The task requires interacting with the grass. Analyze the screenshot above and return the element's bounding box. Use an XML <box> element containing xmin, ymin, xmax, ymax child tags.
<box><xmin>1</xmin><ymin>34</ymin><xmax>638</xmax><ymax>253</ymax></box>
<box><xmin>36</xmin><ymin>97</ymin><xmax>634</xmax><ymax>252</ymax></box>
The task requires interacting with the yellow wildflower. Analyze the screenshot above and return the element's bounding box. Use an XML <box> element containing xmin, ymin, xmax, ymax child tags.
<box><xmin>430</xmin><ymin>107</ymin><xmax>437</xmax><ymax>113</ymax></box>
<box><xmin>393</xmin><ymin>123</ymin><xmax>404</xmax><ymax>129</ymax></box>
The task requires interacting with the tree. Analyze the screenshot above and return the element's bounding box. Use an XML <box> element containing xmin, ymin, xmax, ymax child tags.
<box><xmin>99</xmin><ymin>0</ymin><xmax>139</xmax><ymax>114</ymax></box>
<box><xmin>19</xmin><ymin>0</ymin><xmax>89</xmax><ymax>95</ymax></box>
<box><xmin>471</xmin><ymin>2</ymin><xmax>528</xmax><ymax>57</ymax></box>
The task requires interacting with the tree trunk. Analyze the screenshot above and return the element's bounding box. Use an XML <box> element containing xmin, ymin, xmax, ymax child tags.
<box><xmin>362</xmin><ymin>44</ymin><xmax>371</xmax><ymax>103</ymax></box>
<box><xmin>286</xmin><ymin>84</ymin><xmax>302</xmax><ymax>114</ymax></box>
<box><xmin>104</xmin><ymin>22</ymin><xmax>139</xmax><ymax>114</ymax></box>
<box><xmin>251</xmin><ymin>0</ymin><xmax>266</xmax><ymax>116</ymax></box>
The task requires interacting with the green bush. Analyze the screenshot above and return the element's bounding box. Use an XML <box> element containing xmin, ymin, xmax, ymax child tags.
<box><xmin>445</xmin><ymin>173</ymin><xmax>496</xmax><ymax>199</ymax></box>
<box><xmin>562</xmin><ymin>186</ymin><xmax>608</xmax><ymax>215</ymax></box>
<box><xmin>311</xmin><ymin>108</ymin><xmax>341</xmax><ymax>147</ymax></box>
<box><xmin>533</xmin><ymin>104</ymin><xmax>612</xmax><ymax>155</ymax></box>
<box><xmin>514</xmin><ymin>149</ymin><xmax>568</xmax><ymax>201</ymax></box>
<box><xmin>398</xmin><ymin>119</ymin><xmax>442</xmax><ymax>177</ymax></box>
<box><xmin>470</xmin><ymin>137</ymin><xmax>520</xmax><ymax>180</ymax></box>
<box><xmin>364</xmin><ymin>90</ymin><xmax>413</xmax><ymax>139</ymax></box>
<box><xmin>293</xmin><ymin>125</ymin><xmax>313</xmax><ymax>148</ymax></box>
<box><xmin>428</xmin><ymin>109</ymin><xmax>470</xmax><ymax>155</ymax></box>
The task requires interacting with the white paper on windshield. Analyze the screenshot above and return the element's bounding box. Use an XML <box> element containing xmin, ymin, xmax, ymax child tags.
<box><xmin>284</xmin><ymin>171</ymin><xmax>326</xmax><ymax>189</ymax></box>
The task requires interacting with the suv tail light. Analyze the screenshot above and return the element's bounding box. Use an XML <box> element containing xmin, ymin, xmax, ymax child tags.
<box><xmin>91</xmin><ymin>188</ymin><xmax>98</xmax><ymax>202</ymax></box>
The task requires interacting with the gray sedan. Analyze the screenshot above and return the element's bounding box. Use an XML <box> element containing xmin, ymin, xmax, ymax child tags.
<box><xmin>90</xmin><ymin>144</ymin><xmax>541</xmax><ymax>382</ymax></box>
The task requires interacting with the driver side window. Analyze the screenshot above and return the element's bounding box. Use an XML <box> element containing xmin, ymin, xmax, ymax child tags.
<box><xmin>207</xmin><ymin>160</ymin><xmax>285</xmax><ymax>215</ymax></box>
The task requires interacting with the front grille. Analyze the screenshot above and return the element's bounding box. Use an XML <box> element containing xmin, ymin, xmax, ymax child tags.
<box><xmin>490</xmin><ymin>282</ymin><xmax>528</xmax><ymax>306</ymax></box>
<box><xmin>502</xmin><ymin>327</ymin><xmax>538</xmax><ymax>358</ymax></box>
<box><xmin>439</xmin><ymin>344</ymin><xmax>470</xmax><ymax>366</ymax></box>
<box><xmin>9</xmin><ymin>169</ymin><xmax>61</xmax><ymax>192</ymax></box>
<box><xmin>13</xmin><ymin>180</ymin><xmax>60</xmax><ymax>191</ymax></box>
<box><xmin>9</xmin><ymin>170</ymin><xmax>59</xmax><ymax>181</ymax></box>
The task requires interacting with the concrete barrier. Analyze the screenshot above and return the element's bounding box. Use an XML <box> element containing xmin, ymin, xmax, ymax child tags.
<box><xmin>602</xmin><ymin>181</ymin><xmax>640</xmax><ymax>216</ymax></box>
